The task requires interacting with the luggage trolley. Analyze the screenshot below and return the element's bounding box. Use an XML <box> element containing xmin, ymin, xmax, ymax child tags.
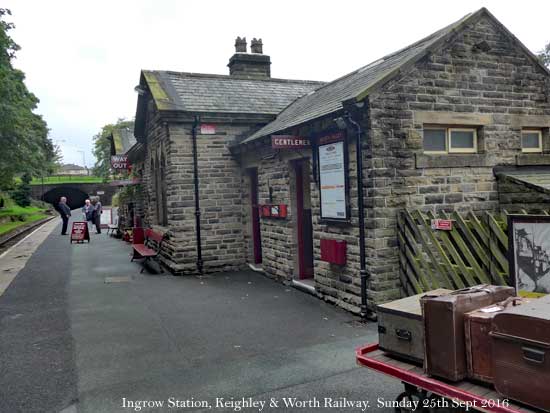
<box><xmin>356</xmin><ymin>343</ymin><xmax>539</xmax><ymax>413</ymax></box>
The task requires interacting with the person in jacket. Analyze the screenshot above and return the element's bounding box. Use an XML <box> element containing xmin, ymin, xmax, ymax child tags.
<box><xmin>58</xmin><ymin>196</ymin><xmax>71</xmax><ymax>235</ymax></box>
<box><xmin>82</xmin><ymin>199</ymin><xmax>94</xmax><ymax>230</ymax></box>
<box><xmin>91</xmin><ymin>196</ymin><xmax>102</xmax><ymax>234</ymax></box>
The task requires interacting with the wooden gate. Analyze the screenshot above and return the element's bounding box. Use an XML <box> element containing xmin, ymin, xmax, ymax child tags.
<box><xmin>396</xmin><ymin>209</ymin><xmax>541</xmax><ymax>295</ymax></box>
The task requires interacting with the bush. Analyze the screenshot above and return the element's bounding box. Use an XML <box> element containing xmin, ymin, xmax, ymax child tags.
<box><xmin>12</xmin><ymin>173</ymin><xmax>32</xmax><ymax>207</ymax></box>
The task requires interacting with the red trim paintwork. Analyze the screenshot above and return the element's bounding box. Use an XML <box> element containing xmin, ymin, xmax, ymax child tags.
<box><xmin>356</xmin><ymin>344</ymin><xmax>526</xmax><ymax>413</ymax></box>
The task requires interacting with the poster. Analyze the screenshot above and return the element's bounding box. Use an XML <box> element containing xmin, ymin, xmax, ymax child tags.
<box><xmin>70</xmin><ymin>221</ymin><xmax>90</xmax><ymax>243</ymax></box>
<box><xmin>100</xmin><ymin>208</ymin><xmax>112</xmax><ymax>228</ymax></box>
<box><xmin>319</xmin><ymin>141</ymin><xmax>347</xmax><ymax>220</ymax></box>
<box><xmin>510</xmin><ymin>217</ymin><xmax>550</xmax><ymax>296</ymax></box>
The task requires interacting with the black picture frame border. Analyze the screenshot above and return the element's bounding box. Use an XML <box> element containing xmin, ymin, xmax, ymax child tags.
<box><xmin>507</xmin><ymin>214</ymin><xmax>550</xmax><ymax>295</ymax></box>
<box><xmin>315</xmin><ymin>129</ymin><xmax>351</xmax><ymax>224</ymax></box>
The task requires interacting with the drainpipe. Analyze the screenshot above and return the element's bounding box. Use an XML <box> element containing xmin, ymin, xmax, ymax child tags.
<box><xmin>340</xmin><ymin>112</ymin><xmax>369</xmax><ymax>319</ymax></box>
<box><xmin>192</xmin><ymin>116</ymin><xmax>204</xmax><ymax>275</ymax></box>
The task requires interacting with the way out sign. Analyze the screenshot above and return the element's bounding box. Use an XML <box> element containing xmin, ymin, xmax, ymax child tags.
<box><xmin>111</xmin><ymin>155</ymin><xmax>129</xmax><ymax>170</ymax></box>
<box><xmin>431</xmin><ymin>219</ymin><xmax>453</xmax><ymax>231</ymax></box>
<box><xmin>70</xmin><ymin>221</ymin><xmax>90</xmax><ymax>243</ymax></box>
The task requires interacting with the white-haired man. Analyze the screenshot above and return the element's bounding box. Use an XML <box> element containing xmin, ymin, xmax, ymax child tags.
<box><xmin>58</xmin><ymin>196</ymin><xmax>71</xmax><ymax>235</ymax></box>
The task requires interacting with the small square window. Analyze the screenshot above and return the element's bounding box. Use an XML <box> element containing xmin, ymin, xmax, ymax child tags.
<box><xmin>449</xmin><ymin>129</ymin><xmax>477</xmax><ymax>153</ymax></box>
<box><xmin>521</xmin><ymin>130</ymin><xmax>542</xmax><ymax>153</ymax></box>
<box><xmin>423</xmin><ymin>129</ymin><xmax>446</xmax><ymax>153</ymax></box>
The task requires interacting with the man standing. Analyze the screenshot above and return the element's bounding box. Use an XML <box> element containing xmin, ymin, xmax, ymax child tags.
<box><xmin>91</xmin><ymin>196</ymin><xmax>102</xmax><ymax>234</ymax></box>
<box><xmin>58</xmin><ymin>196</ymin><xmax>71</xmax><ymax>235</ymax></box>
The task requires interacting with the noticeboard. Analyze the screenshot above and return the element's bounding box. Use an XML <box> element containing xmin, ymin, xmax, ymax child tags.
<box><xmin>70</xmin><ymin>221</ymin><xmax>90</xmax><ymax>243</ymax></box>
<box><xmin>100</xmin><ymin>208</ymin><xmax>112</xmax><ymax>228</ymax></box>
<box><xmin>318</xmin><ymin>134</ymin><xmax>349</xmax><ymax>221</ymax></box>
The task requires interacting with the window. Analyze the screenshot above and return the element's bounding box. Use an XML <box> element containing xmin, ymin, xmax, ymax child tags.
<box><xmin>423</xmin><ymin>127</ymin><xmax>477</xmax><ymax>154</ymax></box>
<box><xmin>521</xmin><ymin>129</ymin><xmax>542</xmax><ymax>153</ymax></box>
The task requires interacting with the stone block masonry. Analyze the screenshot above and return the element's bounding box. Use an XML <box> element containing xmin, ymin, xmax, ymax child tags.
<box><xmin>364</xmin><ymin>14</ymin><xmax>550</xmax><ymax>301</ymax></box>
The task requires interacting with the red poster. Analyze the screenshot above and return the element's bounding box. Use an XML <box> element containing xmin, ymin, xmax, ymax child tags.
<box><xmin>70</xmin><ymin>221</ymin><xmax>90</xmax><ymax>243</ymax></box>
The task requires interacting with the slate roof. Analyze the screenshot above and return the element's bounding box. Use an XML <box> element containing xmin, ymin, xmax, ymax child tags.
<box><xmin>241</xmin><ymin>8</ymin><xmax>549</xmax><ymax>145</ymax></box>
<box><xmin>496</xmin><ymin>168</ymin><xmax>550</xmax><ymax>195</ymax></box>
<box><xmin>109</xmin><ymin>124</ymin><xmax>137</xmax><ymax>155</ymax></box>
<box><xmin>142</xmin><ymin>71</ymin><xmax>324</xmax><ymax>115</ymax></box>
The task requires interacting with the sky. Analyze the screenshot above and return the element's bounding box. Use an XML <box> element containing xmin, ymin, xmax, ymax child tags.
<box><xmin>3</xmin><ymin>0</ymin><xmax>549</xmax><ymax>168</ymax></box>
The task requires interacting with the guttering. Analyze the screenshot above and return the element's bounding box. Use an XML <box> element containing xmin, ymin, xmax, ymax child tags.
<box><xmin>339</xmin><ymin>112</ymin><xmax>370</xmax><ymax>318</ymax></box>
<box><xmin>191</xmin><ymin>116</ymin><xmax>204</xmax><ymax>274</ymax></box>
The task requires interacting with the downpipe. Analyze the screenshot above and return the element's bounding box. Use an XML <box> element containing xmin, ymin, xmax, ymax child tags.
<box><xmin>191</xmin><ymin>116</ymin><xmax>204</xmax><ymax>275</ymax></box>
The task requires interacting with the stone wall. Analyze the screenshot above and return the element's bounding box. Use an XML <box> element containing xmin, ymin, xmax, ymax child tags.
<box><xmin>240</xmin><ymin>119</ymin><xmax>366</xmax><ymax>314</ymax></box>
<box><xmin>150</xmin><ymin>122</ymin><xmax>253</xmax><ymax>274</ymax></box>
<box><xmin>364</xmin><ymin>15</ymin><xmax>550</xmax><ymax>303</ymax></box>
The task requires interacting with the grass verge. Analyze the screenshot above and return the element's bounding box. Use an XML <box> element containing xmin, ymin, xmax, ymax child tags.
<box><xmin>0</xmin><ymin>213</ymin><xmax>49</xmax><ymax>236</ymax></box>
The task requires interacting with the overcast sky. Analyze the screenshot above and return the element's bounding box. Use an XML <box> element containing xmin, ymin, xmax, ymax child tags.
<box><xmin>3</xmin><ymin>0</ymin><xmax>549</xmax><ymax>167</ymax></box>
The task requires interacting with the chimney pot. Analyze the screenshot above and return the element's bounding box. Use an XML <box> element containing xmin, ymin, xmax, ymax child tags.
<box><xmin>250</xmin><ymin>38</ymin><xmax>263</xmax><ymax>54</ymax></box>
<box><xmin>235</xmin><ymin>36</ymin><xmax>247</xmax><ymax>53</ymax></box>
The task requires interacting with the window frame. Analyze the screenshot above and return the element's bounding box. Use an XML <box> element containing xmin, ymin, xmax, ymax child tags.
<box><xmin>448</xmin><ymin>128</ymin><xmax>477</xmax><ymax>154</ymax></box>
<box><xmin>521</xmin><ymin>129</ymin><xmax>543</xmax><ymax>153</ymax></box>
<box><xmin>422</xmin><ymin>127</ymin><xmax>448</xmax><ymax>154</ymax></box>
<box><xmin>423</xmin><ymin>126</ymin><xmax>478</xmax><ymax>154</ymax></box>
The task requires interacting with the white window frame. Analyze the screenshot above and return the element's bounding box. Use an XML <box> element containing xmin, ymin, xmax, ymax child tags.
<box><xmin>423</xmin><ymin>127</ymin><xmax>477</xmax><ymax>154</ymax></box>
<box><xmin>521</xmin><ymin>129</ymin><xmax>543</xmax><ymax>153</ymax></box>
<box><xmin>423</xmin><ymin>127</ymin><xmax>448</xmax><ymax>154</ymax></box>
<box><xmin>448</xmin><ymin>128</ymin><xmax>477</xmax><ymax>153</ymax></box>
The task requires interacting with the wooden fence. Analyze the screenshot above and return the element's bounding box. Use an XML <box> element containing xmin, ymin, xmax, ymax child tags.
<box><xmin>396</xmin><ymin>208</ymin><xmax>546</xmax><ymax>295</ymax></box>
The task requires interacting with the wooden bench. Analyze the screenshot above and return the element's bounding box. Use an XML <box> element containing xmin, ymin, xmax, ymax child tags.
<box><xmin>131</xmin><ymin>228</ymin><xmax>167</xmax><ymax>273</ymax></box>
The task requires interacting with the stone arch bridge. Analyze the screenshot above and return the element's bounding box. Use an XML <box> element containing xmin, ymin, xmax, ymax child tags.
<box><xmin>31</xmin><ymin>182</ymin><xmax>118</xmax><ymax>210</ymax></box>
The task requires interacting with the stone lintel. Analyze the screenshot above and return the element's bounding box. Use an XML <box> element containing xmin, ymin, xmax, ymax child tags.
<box><xmin>414</xmin><ymin>111</ymin><xmax>493</xmax><ymax>126</ymax></box>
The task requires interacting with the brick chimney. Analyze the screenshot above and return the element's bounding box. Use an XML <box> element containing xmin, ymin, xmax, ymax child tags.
<box><xmin>228</xmin><ymin>37</ymin><xmax>271</xmax><ymax>79</ymax></box>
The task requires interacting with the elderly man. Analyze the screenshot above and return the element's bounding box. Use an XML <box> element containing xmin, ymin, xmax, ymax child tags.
<box><xmin>58</xmin><ymin>196</ymin><xmax>71</xmax><ymax>235</ymax></box>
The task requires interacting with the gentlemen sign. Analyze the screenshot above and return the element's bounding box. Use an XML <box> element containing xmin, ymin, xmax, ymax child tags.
<box><xmin>271</xmin><ymin>135</ymin><xmax>310</xmax><ymax>149</ymax></box>
<box><xmin>111</xmin><ymin>155</ymin><xmax>129</xmax><ymax>170</ymax></box>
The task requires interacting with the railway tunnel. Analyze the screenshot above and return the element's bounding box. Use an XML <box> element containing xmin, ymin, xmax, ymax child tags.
<box><xmin>41</xmin><ymin>186</ymin><xmax>90</xmax><ymax>210</ymax></box>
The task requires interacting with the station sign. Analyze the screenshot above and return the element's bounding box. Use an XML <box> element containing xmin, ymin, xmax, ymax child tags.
<box><xmin>111</xmin><ymin>155</ymin><xmax>130</xmax><ymax>170</ymax></box>
<box><xmin>271</xmin><ymin>135</ymin><xmax>310</xmax><ymax>149</ymax></box>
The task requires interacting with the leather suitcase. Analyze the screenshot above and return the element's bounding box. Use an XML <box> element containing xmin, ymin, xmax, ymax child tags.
<box><xmin>377</xmin><ymin>289</ymin><xmax>451</xmax><ymax>364</ymax></box>
<box><xmin>464</xmin><ymin>297</ymin><xmax>529</xmax><ymax>383</ymax></box>
<box><xmin>491</xmin><ymin>295</ymin><xmax>550</xmax><ymax>411</ymax></box>
<box><xmin>421</xmin><ymin>285</ymin><xmax>515</xmax><ymax>381</ymax></box>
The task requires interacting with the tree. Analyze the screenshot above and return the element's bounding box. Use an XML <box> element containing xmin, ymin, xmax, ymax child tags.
<box><xmin>0</xmin><ymin>9</ymin><xmax>57</xmax><ymax>189</ymax></box>
<box><xmin>92</xmin><ymin>118</ymin><xmax>133</xmax><ymax>181</ymax></box>
<box><xmin>538</xmin><ymin>42</ymin><xmax>550</xmax><ymax>69</ymax></box>
<box><xmin>12</xmin><ymin>172</ymin><xmax>32</xmax><ymax>207</ymax></box>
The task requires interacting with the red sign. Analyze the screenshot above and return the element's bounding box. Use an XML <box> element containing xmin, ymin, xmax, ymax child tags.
<box><xmin>431</xmin><ymin>219</ymin><xmax>453</xmax><ymax>231</ymax></box>
<box><xmin>200</xmin><ymin>124</ymin><xmax>216</xmax><ymax>135</ymax></box>
<box><xmin>110</xmin><ymin>177</ymin><xmax>140</xmax><ymax>186</ymax></box>
<box><xmin>271</xmin><ymin>135</ymin><xmax>310</xmax><ymax>149</ymax></box>
<box><xmin>111</xmin><ymin>155</ymin><xmax>129</xmax><ymax>170</ymax></box>
<box><xmin>318</xmin><ymin>132</ymin><xmax>344</xmax><ymax>145</ymax></box>
<box><xmin>70</xmin><ymin>221</ymin><xmax>90</xmax><ymax>243</ymax></box>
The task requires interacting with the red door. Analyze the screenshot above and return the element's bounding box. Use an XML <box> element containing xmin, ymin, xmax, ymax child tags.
<box><xmin>295</xmin><ymin>162</ymin><xmax>314</xmax><ymax>279</ymax></box>
<box><xmin>249</xmin><ymin>169</ymin><xmax>262</xmax><ymax>264</ymax></box>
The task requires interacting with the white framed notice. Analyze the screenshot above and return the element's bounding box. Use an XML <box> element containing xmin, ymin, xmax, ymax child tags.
<box><xmin>318</xmin><ymin>140</ymin><xmax>348</xmax><ymax>220</ymax></box>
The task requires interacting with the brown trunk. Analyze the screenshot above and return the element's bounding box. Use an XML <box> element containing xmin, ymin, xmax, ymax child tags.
<box><xmin>421</xmin><ymin>285</ymin><xmax>514</xmax><ymax>381</ymax></box>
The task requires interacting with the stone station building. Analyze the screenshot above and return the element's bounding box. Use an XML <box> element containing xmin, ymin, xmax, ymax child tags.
<box><xmin>132</xmin><ymin>9</ymin><xmax>550</xmax><ymax>314</ymax></box>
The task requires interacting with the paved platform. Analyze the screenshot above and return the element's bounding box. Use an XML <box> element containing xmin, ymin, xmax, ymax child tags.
<box><xmin>0</xmin><ymin>216</ymin><xmax>401</xmax><ymax>412</ymax></box>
